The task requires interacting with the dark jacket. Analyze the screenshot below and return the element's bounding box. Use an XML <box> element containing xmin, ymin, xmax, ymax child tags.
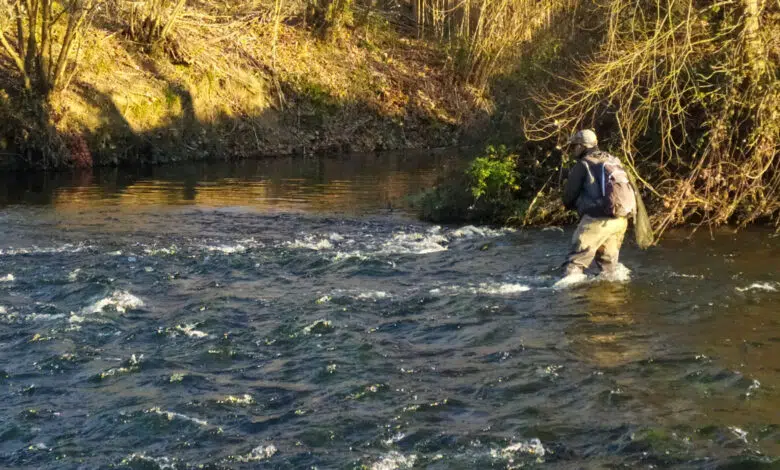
<box><xmin>563</xmin><ymin>148</ymin><xmax>609</xmax><ymax>218</ymax></box>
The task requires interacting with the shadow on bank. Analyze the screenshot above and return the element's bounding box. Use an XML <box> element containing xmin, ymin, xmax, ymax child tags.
<box><xmin>0</xmin><ymin>0</ymin><xmax>602</xmax><ymax>174</ymax></box>
<box><xmin>0</xmin><ymin>56</ymin><xmax>472</xmax><ymax>212</ymax></box>
<box><xmin>0</xmin><ymin>37</ymin><xmax>473</xmax><ymax>173</ymax></box>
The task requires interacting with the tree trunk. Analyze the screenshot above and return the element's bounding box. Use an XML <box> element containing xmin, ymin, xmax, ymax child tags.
<box><xmin>742</xmin><ymin>0</ymin><xmax>765</xmax><ymax>78</ymax></box>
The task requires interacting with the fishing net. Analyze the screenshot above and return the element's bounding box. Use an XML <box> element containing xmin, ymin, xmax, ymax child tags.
<box><xmin>629</xmin><ymin>173</ymin><xmax>654</xmax><ymax>249</ymax></box>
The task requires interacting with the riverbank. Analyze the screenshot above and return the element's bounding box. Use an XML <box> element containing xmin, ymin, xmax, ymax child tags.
<box><xmin>0</xmin><ymin>4</ymin><xmax>495</xmax><ymax>170</ymax></box>
<box><xmin>2</xmin><ymin>0</ymin><xmax>776</xmax><ymax>232</ymax></box>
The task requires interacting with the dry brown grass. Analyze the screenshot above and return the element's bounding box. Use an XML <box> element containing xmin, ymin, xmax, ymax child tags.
<box><xmin>410</xmin><ymin>0</ymin><xmax>578</xmax><ymax>90</ymax></box>
<box><xmin>0</xmin><ymin>0</ymin><xmax>99</xmax><ymax>95</ymax></box>
<box><xmin>9</xmin><ymin>0</ymin><xmax>483</xmax><ymax>163</ymax></box>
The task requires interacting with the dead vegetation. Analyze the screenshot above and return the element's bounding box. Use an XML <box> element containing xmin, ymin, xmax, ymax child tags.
<box><xmin>125</xmin><ymin>0</ymin><xmax>189</xmax><ymax>63</ymax></box>
<box><xmin>0</xmin><ymin>0</ymin><xmax>99</xmax><ymax>94</ymax></box>
<box><xmin>0</xmin><ymin>0</ymin><xmax>482</xmax><ymax>169</ymax></box>
<box><xmin>525</xmin><ymin>0</ymin><xmax>779</xmax><ymax>234</ymax></box>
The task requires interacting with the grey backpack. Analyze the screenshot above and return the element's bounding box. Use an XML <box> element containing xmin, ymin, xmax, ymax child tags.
<box><xmin>599</xmin><ymin>155</ymin><xmax>636</xmax><ymax>217</ymax></box>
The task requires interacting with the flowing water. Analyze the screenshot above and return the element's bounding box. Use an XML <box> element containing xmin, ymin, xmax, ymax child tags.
<box><xmin>0</xmin><ymin>153</ymin><xmax>778</xmax><ymax>469</ymax></box>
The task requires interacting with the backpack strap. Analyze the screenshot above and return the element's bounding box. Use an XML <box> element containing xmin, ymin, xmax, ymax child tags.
<box><xmin>581</xmin><ymin>152</ymin><xmax>607</xmax><ymax>195</ymax></box>
<box><xmin>600</xmin><ymin>162</ymin><xmax>606</xmax><ymax>197</ymax></box>
<box><xmin>581</xmin><ymin>158</ymin><xmax>597</xmax><ymax>185</ymax></box>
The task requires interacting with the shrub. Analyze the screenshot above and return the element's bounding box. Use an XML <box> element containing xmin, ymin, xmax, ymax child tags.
<box><xmin>466</xmin><ymin>144</ymin><xmax>519</xmax><ymax>201</ymax></box>
<box><xmin>412</xmin><ymin>145</ymin><xmax>527</xmax><ymax>225</ymax></box>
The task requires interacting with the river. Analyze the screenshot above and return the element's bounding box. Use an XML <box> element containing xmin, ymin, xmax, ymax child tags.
<box><xmin>0</xmin><ymin>153</ymin><xmax>778</xmax><ymax>469</ymax></box>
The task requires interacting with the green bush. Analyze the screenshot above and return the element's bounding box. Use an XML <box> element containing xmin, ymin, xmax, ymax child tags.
<box><xmin>412</xmin><ymin>145</ymin><xmax>528</xmax><ymax>225</ymax></box>
<box><xmin>466</xmin><ymin>145</ymin><xmax>519</xmax><ymax>201</ymax></box>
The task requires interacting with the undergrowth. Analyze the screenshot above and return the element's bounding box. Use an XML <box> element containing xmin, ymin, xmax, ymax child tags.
<box><xmin>412</xmin><ymin>144</ymin><xmax>573</xmax><ymax>226</ymax></box>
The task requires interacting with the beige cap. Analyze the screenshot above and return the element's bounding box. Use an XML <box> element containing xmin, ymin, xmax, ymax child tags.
<box><xmin>568</xmin><ymin>129</ymin><xmax>598</xmax><ymax>148</ymax></box>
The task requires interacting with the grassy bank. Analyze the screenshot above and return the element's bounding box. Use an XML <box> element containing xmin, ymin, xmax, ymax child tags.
<box><xmin>0</xmin><ymin>0</ymin><xmax>495</xmax><ymax>169</ymax></box>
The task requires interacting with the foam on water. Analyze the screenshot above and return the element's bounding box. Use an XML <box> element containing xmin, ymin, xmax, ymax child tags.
<box><xmin>595</xmin><ymin>263</ymin><xmax>632</xmax><ymax>282</ymax></box>
<box><xmin>383</xmin><ymin>432</ymin><xmax>406</xmax><ymax>446</ymax></box>
<box><xmin>491</xmin><ymin>438</ymin><xmax>547</xmax><ymax>465</ymax></box>
<box><xmin>84</xmin><ymin>291</ymin><xmax>144</xmax><ymax>314</ymax></box>
<box><xmin>379</xmin><ymin>231</ymin><xmax>448</xmax><ymax>255</ymax></box>
<box><xmin>474</xmin><ymin>283</ymin><xmax>531</xmax><ymax>295</ymax></box>
<box><xmin>302</xmin><ymin>319</ymin><xmax>334</xmax><ymax>335</ymax></box>
<box><xmin>287</xmin><ymin>236</ymin><xmax>334</xmax><ymax>251</ymax></box>
<box><xmin>120</xmin><ymin>454</ymin><xmax>177</xmax><ymax>469</ymax></box>
<box><xmin>370</xmin><ymin>451</ymin><xmax>417</xmax><ymax>470</ymax></box>
<box><xmin>320</xmin><ymin>289</ymin><xmax>393</xmax><ymax>301</ymax></box>
<box><xmin>356</xmin><ymin>291</ymin><xmax>392</xmax><ymax>300</ymax></box>
<box><xmin>284</xmin><ymin>225</ymin><xmax>515</xmax><ymax>262</ymax></box>
<box><xmin>429</xmin><ymin>286</ymin><xmax>459</xmax><ymax>296</ymax></box>
<box><xmin>430</xmin><ymin>282</ymin><xmax>531</xmax><ymax>296</ymax></box>
<box><xmin>449</xmin><ymin>225</ymin><xmax>515</xmax><ymax>239</ymax></box>
<box><xmin>143</xmin><ymin>246</ymin><xmax>178</xmax><ymax>256</ymax></box>
<box><xmin>317</xmin><ymin>230</ymin><xmax>449</xmax><ymax>257</ymax></box>
<box><xmin>175</xmin><ymin>324</ymin><xmax>209</xmax><ymax>338</ymax></box>
<box><xmin>736</xmin><ymin>282</ymin><xmax>778</xmax><ymax>293</ymax></box>
<box><xmin>27</xmin><ymin>312</ymin><xmax>67</xmax><ymax>322</ymax></box>
<box><xmin>0</xmin><ymin>243</ymin><xmax>91</xmax><ymax>256</ymax></box>
<box><xmin>146</xmin><ymin>407</ymin><xmax>208</xmax><ymax>427</ymax></box>
<box><xmin>238</xmin><ymin>237</ymin><xmax>264</xmax><ymax>246</ymax></box>
<box><xmin>729</xmin><ymin>426</ymin><xmax>749</xmax><ymax>443</ymax></box>
<box><xmin>669</xmin><ymin>271</ymin><xmax>705</xmax><ymax>279</ymax></box>
<box><xmin>332</xmin><ymin>250</ymin><xmax>370</xmax><ymax>261</ymax></box>
<box><xmin>236</xmin><ymin>444</ymin><xmax>277</xmax><ymax>462</ymax></box>
<box><xmin>552</xmin><ymin>272</ymin><xmax>589</xmax><ymax>289</ymax></box>
<box><xmin>537</xmin><ymin>364</ymin><xmax>564</xmax><ymax>378</ymax></box>
<box><xmin>217</xmin><ymin>394</ymin><xmax>255</xmax><ymax>405</ymax></box>
<box><xmin>205</xmin><ymin>244</ymin><xmax>246</xmax><ymax>254</ymax></box>
<box><xmin>746</xmin><ymin>379</ymin><xmax>761</xmax><ymax>398</ymax></box>
<box><xmin>98</xmin><ymin>354</ymin><xmax>143</xmax><ymax>379</ymax></box>
<box><xmin>552</xmin><ymin>263</ymin><xmax>632</xmax><ymax>289</ymax></box>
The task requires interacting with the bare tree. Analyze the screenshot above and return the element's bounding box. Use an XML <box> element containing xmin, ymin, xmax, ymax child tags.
<box><xmin>526</xmin><ymin>0</ymin><xmax>779</xmax><ymax>235</ymax></box>
<box><xmin>0</xmin><ymin>0</ymin><xmax>99</xmax><ymax>95</ymax></box>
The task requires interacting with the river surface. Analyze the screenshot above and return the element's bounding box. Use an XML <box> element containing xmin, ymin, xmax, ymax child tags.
<box><xmin>0</xmin><ymin>153</ymin><xmax>778</xmax><ymax>469</ymax></box>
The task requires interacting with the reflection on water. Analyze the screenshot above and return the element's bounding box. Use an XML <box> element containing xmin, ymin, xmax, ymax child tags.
<box><xmin>566</xmin><ymin>284</ymin><xmax>644</xmax><ymax>368</ymax></box>
<box><xmin>0</xmin><ymin>151</ymin><xmax>462</xmax><ymax>214</ymax></box>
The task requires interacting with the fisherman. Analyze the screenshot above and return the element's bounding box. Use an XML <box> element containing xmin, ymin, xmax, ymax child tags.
<box><xmin>561</xmin><ymin>129</ymin><xmax>637</xmax><ymax>278</ymax></box>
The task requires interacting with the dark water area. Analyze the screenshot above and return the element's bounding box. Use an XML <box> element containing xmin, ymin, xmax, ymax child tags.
<box><xmin>0</xmin><ymin>153</ymin><xmax>778</xmax><ymax>469</ymax></box>
<box><xmin>0</xmin><ymin>151</ymin><xmax>460</xmax><ymax>215</ymax></box>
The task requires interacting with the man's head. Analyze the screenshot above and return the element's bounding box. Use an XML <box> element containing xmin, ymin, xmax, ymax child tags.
<box><xmin>568</xmin><ymin>129</ymin><xmax>598</xmax><ymax>158</ymax></box>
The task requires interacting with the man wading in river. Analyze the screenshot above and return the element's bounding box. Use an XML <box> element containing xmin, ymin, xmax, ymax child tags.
<box><xmin>560</xmin><ymin>129</ymin><xmax>642</xmax><ymax>280</ymax></box>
